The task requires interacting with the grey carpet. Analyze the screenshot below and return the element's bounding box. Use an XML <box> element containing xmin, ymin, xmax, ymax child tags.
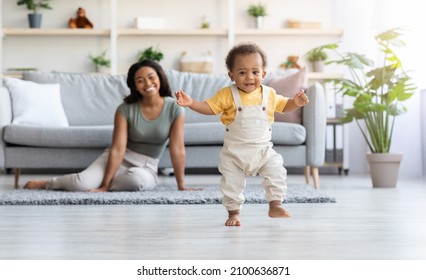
<box><xmin>0</xmin><ymin>184</ymin><xmax>336</xmax><ymax>205</ymax></box>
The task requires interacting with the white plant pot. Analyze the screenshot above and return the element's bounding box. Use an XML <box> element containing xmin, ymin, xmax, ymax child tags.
<box><xmin>366</xmin><ymin>153</ymin><xmax>403</xmax><ymax>188</ymax></box>
<box><xmin>255</xmin><ymin>16</ymin><xmax>264</xmax><ymax>29</ymax></box>
<box><xmin>96</xmin><ymin>65</ymin><xmax>110</xmax><ymax>74</ymax></box>
<box><xmin>311</xmin><ymin>60</ymin><xmax>325</xmax><ymax>72</ymax></box>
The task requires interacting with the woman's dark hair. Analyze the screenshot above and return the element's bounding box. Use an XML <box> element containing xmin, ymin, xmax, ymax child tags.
<box><xmin>124</xmin><ymin>59</ymin><xmax>172</xmax><ymax>104</ymax></box>
<box><xmin>225</xmin><ymin>42</ymin><xmax>267</xmax><ymax>71</ymax></box>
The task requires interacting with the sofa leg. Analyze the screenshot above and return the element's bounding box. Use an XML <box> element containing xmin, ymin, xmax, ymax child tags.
<box><xmin>304</xmin><ymin>166</ymin><xmax>310</xmax><ymax>184</ymax></box>
<box><xmin>14</xmin><ymin>168</ymin><xmax>21</xmax><ymax>189</ymax></box>
<box><xmin>312</xmin><ymin>167</ymin><xmax>320</xmax><ymax>189</ymax></box>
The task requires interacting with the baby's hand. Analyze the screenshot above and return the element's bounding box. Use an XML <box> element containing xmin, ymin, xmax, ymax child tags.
<box><xmin>294</xmin><ymin>90</ymin><xmax>309</xmax><ymax>107</ymax></box>
<box><xmin>175</xmin><ymin>90</ymin><xmax>193</xmax><ymax>107</ymax></box>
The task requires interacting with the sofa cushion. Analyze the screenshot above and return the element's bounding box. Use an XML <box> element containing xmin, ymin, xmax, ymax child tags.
<box><xmin>3</xmin><ymin>77</ymin><xmax>69</xmax><ymax>127</ymax></box>
<box><xmin>184</xmin><ymin>122</ymin><xmax>225</xmax><ymax>145</ymax></box>
<box><xmin>4</xmin><ymin>125</ymin><xmax>113</xmax><ymax>148</ymax></box>
<box><xmin>267</xmin><ymin>68</ymin><xmax>307</xmax><ymax>124</ymax></box>
<box><xmin>3</xmin><ymin>122</ymin><xmax>305</xmax><ymax>149</ymax></box>
<box><xmin>271</xmin><ymin>122</ymin><xmax>306</xmax><ymax>145</ymax></box>
<box><xmin>23</xmin><ymin>71</ymin><xmax>128</xmax><ymax>126</ymax></box>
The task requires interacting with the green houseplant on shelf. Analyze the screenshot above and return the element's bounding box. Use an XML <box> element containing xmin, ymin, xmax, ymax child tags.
<box><xmin>89</xmin><ymin>50</ymin><xmax>111</xmax><ymax>73</ymax></box>
<box><xmin>314</xmin><ymin>27</ymin><xmax>416</xmax><ymax>188</ymax></box>
<box><xmin>247</xmin><ymin>2</ymin><xmax>267</xmax><ymax>29</ymax></box>
<box><xmin>17</xmin><ymin>0</ymin><xmax>52</xmax><ymax>28</ymax></box>
<box><xmin>137</xmin><ymin>46</ymin><xmax>164</xmax><ymax>62</ymax></box>
<box><xmin>304</xmin><ymin>46</ymin><xmax>328</xmax><ymax>72</ymax></box>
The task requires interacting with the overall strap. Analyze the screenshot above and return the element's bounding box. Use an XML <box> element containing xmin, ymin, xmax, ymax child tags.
<box><xmin>261</xmin><ymin>85</ymin><xmax>269</xmax><ymax>108</ymax></box>
<box><xmin>230</xmin><ymin>84</ymin><xmax>243</xmax><ymax>107</ymax></box>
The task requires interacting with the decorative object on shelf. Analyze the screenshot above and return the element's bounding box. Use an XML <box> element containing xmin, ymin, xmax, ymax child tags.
<box><xmin>280</xmin><ymin>56</ymin><xmax>302</xmax><ymax>70</ymax></box>
<box><xmin>201</xmin><ymin>15</ymin><xmax>210</xmax><ymax>29</ymax></box>
<box><xmin>323</xmin><ymin>27</ymin><xmax>416</xmax><ymax>188</ymax></box>
<box><xmin>180</xmin><ymin>51</ymin><xmax>213</xmax><ymax>73</ymax></box>
<box><xmin>287</xmin><ymin>19</ymin><xmax>322</xmax><ymax>29</ymax></box>
<box><xmin>137</xmin><ymin>46</ymin><xmax>164</xmax><ymax>62</ymax></box>
<box><xmin>247</xmin><ymin>2</ymin><xmax>267</xmax><ymax>29</ymax></box>
<box><xmin>68</xmin><ymin>7</ymin><xmax>93</xmax><ymax>29</ymax></box>
<box><xmin>89</xmin><ymin>50</ymin><xmax>111</xmax><ymax>73</ymax></box>
<box><xmin>17</xmin><ymin>0</ymin><xmax>52</xmax><ymax>28</ymax></box>
<box><xmin>304</xmin><ymin>45</ymin><xmax>328</xmax><ymax>72</ymax></box>
<box><xmin>135</xmin><ymin>17</ymin><xmax>165</xmax><ymax>29</ymax></box>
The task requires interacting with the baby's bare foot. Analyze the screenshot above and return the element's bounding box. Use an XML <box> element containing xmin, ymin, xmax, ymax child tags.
<box><xmin>269</xmin><ymin>201</ymin><xmax>291</xmax><ymax>218</ymax></box>
<box><xmin>24</xmin><ymin>180</ymin><xmax>48</xmax><ymax>190</ymax></box>
<box><xmin>225</xmin><ymin>210</ymin><xmax>241</xmax><ymax>226</ymax></box>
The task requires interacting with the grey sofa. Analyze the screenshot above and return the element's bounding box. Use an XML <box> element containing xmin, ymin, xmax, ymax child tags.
<box><xmin>0</xmin><ymin>70</ymin><xmax>326</xmax><ymax>188</ymax></box>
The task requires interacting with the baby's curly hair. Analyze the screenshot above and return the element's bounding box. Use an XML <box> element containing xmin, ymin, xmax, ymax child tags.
<box><xmin>225</xmin><ymin>42</ymin><xmax>267</xmax><ymax>71</ymax></box>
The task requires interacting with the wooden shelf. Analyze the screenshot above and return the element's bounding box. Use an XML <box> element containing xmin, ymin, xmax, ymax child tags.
<box><xmin>308</xmin><ymin>72</ymin><xmax>343</xmax><ymax>80</ymax></box>
<box><xmin>2</xmin><ymin>28</ymin><xmax>343</xmax><ymax>37</ymax></box>
<box><xmin>327</xmin><ymin>118</ymin><xmax>344</xmax><ymax>124</ymax></box>
<box><xmin>235</xmin><ymin>28</ymin><xmax>343</xmax><ymax>36</ymax></box>
<box><xmin>118</xmin><ymin>28</ymin><xmax>228</xmax><ymax>36</ymax></box>
<box><xmin>3</xmin><ymin>28</ymin><xmax>110</xmax><ymax>36</ymax></box>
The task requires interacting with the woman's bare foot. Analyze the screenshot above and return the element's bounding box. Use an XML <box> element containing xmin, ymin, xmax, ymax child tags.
<box><xmin>225</xmin><ymin>210</ymin><xmax>241</xmax><ymax>226</ymax></box>
<box><xmin>23</xmin><ymin>180</ymin><xmax>48</xmax><ymax>190</ymax></box>
<box><xmin>268</xmin><ymin>200</ymin><xmax>291</xmax><ymax>218</ymax></box>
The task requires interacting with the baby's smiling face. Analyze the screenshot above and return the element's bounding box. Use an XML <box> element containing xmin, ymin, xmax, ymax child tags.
<box><xmin>228</xmin><ymin>53</ymin><xmax>266</xmax><ymax>93</ymax></box>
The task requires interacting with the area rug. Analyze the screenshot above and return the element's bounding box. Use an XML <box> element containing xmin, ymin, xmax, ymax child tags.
<box><xmin>0</xmin><ymin>184</ymin><xmax>336</xmax><ymax>205</ymax></box>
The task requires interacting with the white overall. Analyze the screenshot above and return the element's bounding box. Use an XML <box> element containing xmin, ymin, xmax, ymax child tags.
<box><xmin>219</xmin><ymin>84</ymin><xmax>287</xmax><ymax>211</ymax></box>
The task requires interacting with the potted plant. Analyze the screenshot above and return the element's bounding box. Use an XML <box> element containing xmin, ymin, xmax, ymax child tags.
<box><xmin>89</xmin><ymin>50</ymin><xmax>111</xmax><ymax>73</ymax></box>
<box><xmin>247</xmin><ymin>2</ymin><xmax>267</xmax><ymax>29</ymax></box>
<box><xmin>137</xmin><ymin>46</ymin><xmax>164</xmax><ymax>62</ymax></box>
<box><xmin>201</xmin><ymin>15</ymin><xmax>210</xmax><ymax>29</ymax></box>
<box><xmin>304</xmin><ymin>46</ymin><xmax>328</xmax><ymax>72</ymax></box>
<box><xmin>17</xmin><ymin>0</ymin><xmax>52</xmax><ymax>28</ymax></box>
<box><xmin>318</xmin><ymin>27</ymin><xmax>416</xmax><ymax>188</ymax></box>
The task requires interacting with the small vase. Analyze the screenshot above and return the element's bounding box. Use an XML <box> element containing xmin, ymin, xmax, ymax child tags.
<box><xmin>255</xmin><ymin>16</ymin><xmax>264</xmax><ymax>29</ymax></box>
<box><xmin>28</xmin><ymin>13</ymin><xmax>42</xmax><ymax>28</ymax></box>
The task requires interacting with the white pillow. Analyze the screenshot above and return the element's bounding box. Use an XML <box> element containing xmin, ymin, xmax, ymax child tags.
<box><xmin>3</xmin><ymin>77</ymin><xmax>69</xmax><ymax>127</ymax></box>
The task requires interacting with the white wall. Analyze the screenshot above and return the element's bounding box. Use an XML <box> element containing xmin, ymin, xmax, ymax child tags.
<box><xmin>422</xmin><ymin>90</ymin><xmax>426</xmax><ymax>176</ymax></box>
<box><xmin>0</xmin><ymin>0</ymin><xmax>3</xmax><ymax>86</ymax></box>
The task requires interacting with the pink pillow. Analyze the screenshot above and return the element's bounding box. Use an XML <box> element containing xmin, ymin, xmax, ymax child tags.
<box><xmin>267</xmin><ymin>68</ymin><xmax>306</xmax><ymax>124</ymax></box>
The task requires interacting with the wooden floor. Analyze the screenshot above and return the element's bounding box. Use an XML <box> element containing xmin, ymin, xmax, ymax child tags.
<box><xmin>0</xmin><ymin>172</ymin><xmax>425</xmax><ymax>260</ymax></box>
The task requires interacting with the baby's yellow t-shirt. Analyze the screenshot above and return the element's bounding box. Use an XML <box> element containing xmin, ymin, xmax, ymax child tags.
<box><xmin>205</xmin><ymin>86</ymin><xmax>288</xmax><ymax>125</ymax></box>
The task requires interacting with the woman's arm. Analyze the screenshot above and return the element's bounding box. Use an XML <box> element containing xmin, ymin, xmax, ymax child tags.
<box><xmin>90</xmin><ymin>111</ymin><xmax>128</xmax><ymax>192</ymax></box>
<box><xmin>175</xmin><ymin>90</ymin><xmax>214</xmax><ymax>115</ymax></box>
<box><xmin>169</xmin><ymin>113</ymin><xmax>186</xmax><ymax>190</ymax></box>
<box><xmin>169</xmin><ymin>111</ymin><xmax>202</xmax><ymax>191</ymax></box>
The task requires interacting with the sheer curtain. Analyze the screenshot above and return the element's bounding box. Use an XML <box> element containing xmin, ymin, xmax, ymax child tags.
<box><xmin>335</xmin><ymin>0</ymin><xmax>425</xmax><ymax>177</ymax></box>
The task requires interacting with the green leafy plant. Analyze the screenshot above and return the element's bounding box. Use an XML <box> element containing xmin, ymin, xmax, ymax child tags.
<box><xmin>89</xmin><ymin>50</ymin><xmax>111</xmax><ymax>69</ymax></box>
<box><xmin>137</xmin><ymin>46</ymin><xmax>164</xmax><ymax>62</ymax></box>
<box><xmin>317</xmin><ymin>27</ymin><xmax>416</xmax><ymax>153</ymax></box>
<box><xmin>247</xmin><ymin>2</ymin><xmax>267</xmax><ymax>17</ymax></box>
<box><xmin>305</xmin><ymin>46</ymin><xmax>329</xmax><ymax>62</ymax></box>
<box><xmin>17</xmin><ymin>0</ymin><xmax>52</xmax><ymax>13</ymax></box>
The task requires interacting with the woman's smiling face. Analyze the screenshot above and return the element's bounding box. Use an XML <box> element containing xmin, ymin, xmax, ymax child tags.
<box><xmin>134</xmin><ymin>66</ymin><xmax>161</xmax><ymax>97</ymax></box>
